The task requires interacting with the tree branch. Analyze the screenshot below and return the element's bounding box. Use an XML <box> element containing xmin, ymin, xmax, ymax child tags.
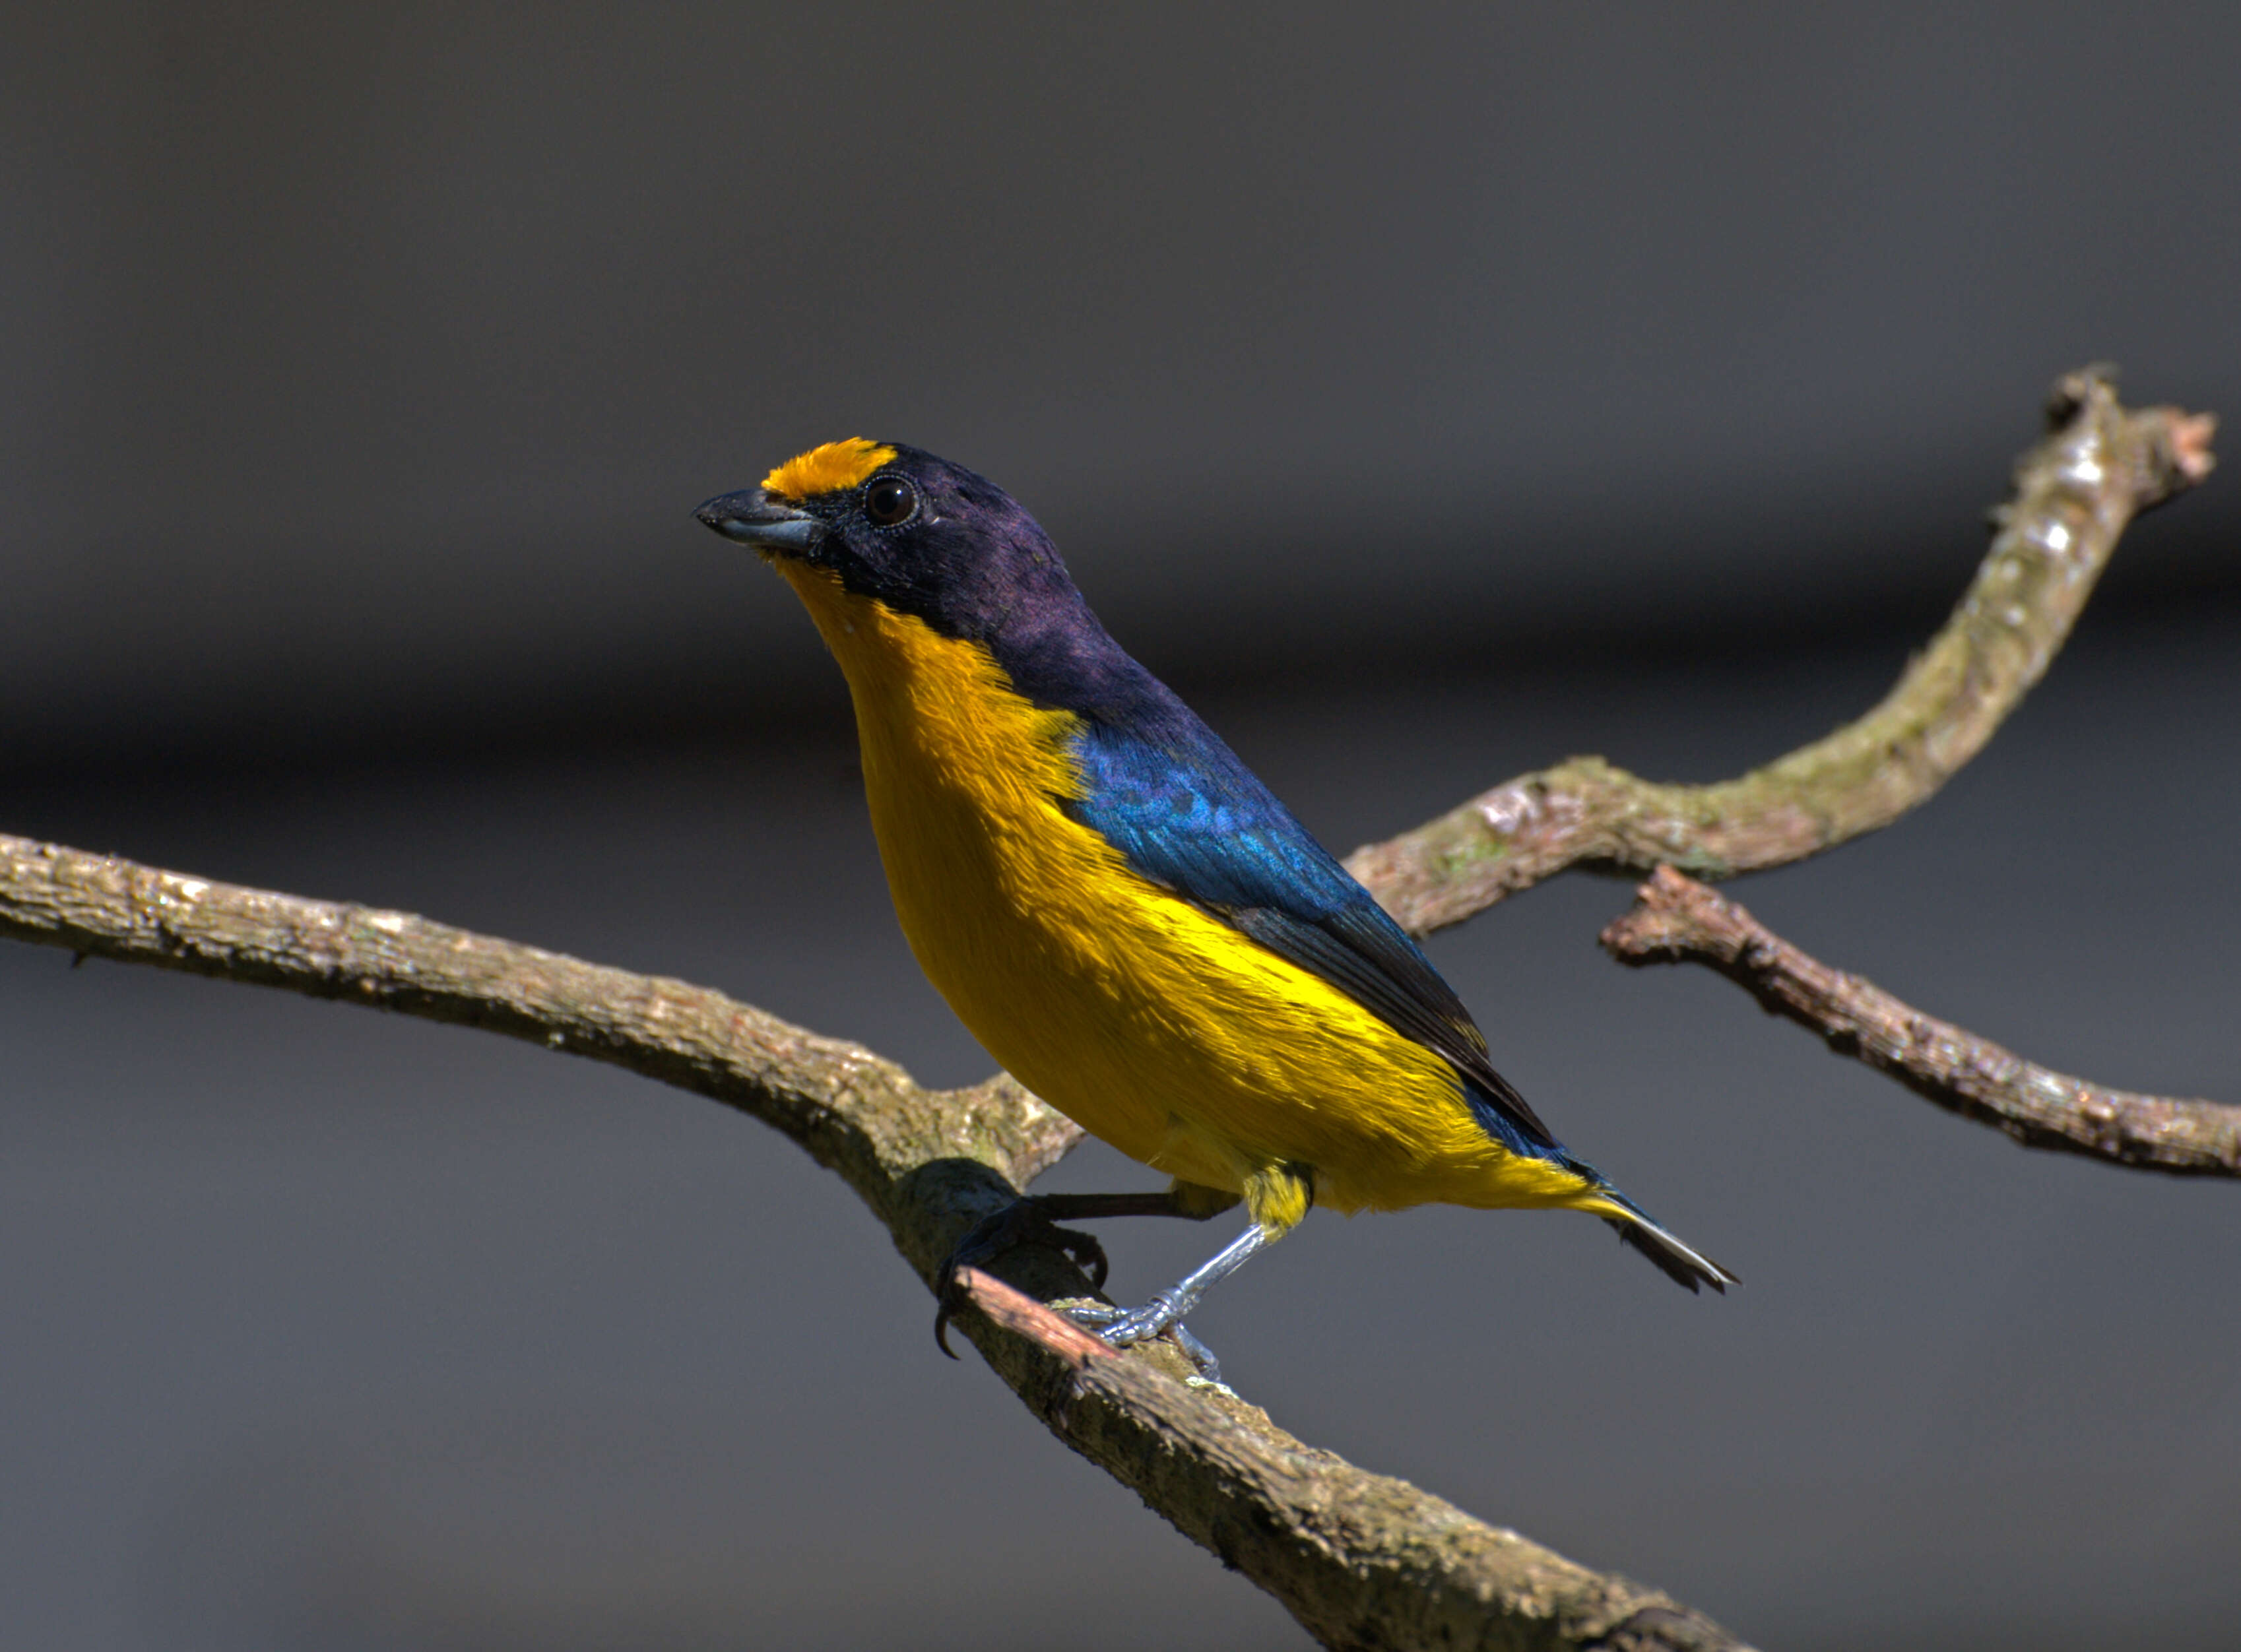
<box><xmin>1601</xmin><ymin>866</ymin><xmax>2241</xmax><ymax>1177</ymax></box>
<box><xmin>1346</xmin><ymin>369</ymin><xmax>2217</xmax><ymax>935</ymax></box>
<box><xmin>0</xmin><ymin>833</ymin><xmax>1749</xmax><ymax>1651</ymax></box>
<box><xmin>7</xmin><ymin>369</ymin><xmax>2213</xmax><ymax>1647</ymax></box>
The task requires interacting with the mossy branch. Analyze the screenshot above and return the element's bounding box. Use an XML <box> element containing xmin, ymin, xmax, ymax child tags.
<box><xmin>1345</xmin><ymin>369</ymin><xmax>2215</xmax><ymax>934</ymax></box>
<box><xmin>0</xmin><ymin>369</ymin><xmax>2215</xmax><ymax>1649</ymax></box>
<box><xmin>0</xmin><ymin>832</ymin><xmax>1748</xmax><ymax>1651</ymax></box>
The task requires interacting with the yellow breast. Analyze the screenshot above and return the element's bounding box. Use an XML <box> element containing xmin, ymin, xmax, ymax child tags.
<box><xmin>778</xmin><ymin>563</ymin><xmax>1598</xmax><ymax>1221</ymax></box>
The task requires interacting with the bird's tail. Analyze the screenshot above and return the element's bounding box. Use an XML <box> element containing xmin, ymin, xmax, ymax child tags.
<box><xmin>1563</xmin><ymin>1159</ymin><xmax>1737</xmax><ymax>1294</ymax></box>
<box><xmin>1606</xmin><ymin>1208</ymin><xmax>1736</xmax><ymax>1294</ymax></box>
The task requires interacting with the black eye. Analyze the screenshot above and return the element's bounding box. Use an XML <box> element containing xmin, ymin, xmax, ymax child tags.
<box><xmin>862</xmin><ymin>475</ymin><xmax>918</xmax><ymax>527</ymax></box>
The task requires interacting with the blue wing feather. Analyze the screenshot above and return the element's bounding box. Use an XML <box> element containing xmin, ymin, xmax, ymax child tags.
<box><xmin>1064</xmin><ymin>715</ymin><xmax>1559</xmax><ymax>1155</ymax></box>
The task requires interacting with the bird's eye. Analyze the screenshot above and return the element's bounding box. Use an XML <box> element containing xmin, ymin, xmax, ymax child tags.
<box><xmin>862</xmin><ymin>475</ymin><xmax>918</xmax><ymax>527</ymax></box>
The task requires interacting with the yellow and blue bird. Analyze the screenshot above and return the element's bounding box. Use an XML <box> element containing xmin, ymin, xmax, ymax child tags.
<box><xmin>698</xmin><ymin>439</ymin><xmax>1732</xmax><ymax>1369</ymax></box>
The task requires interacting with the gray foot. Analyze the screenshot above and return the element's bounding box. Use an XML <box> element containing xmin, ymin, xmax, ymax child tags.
<box><xmin>1063</xmin><ymin>1296</ymin><xmax>1221</xmax><ymax>1382</ymax></box>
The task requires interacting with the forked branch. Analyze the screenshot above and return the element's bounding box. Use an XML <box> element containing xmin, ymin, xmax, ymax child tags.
<box><xmin>0</xmin><ymin>370</ymin><xmax>2215</xmax><ymax>1650</ymax></box>
<box><xmin>1346</xmin><ymin>369</ymin><xmax>2215</xmax><ymax>934</ymax></box>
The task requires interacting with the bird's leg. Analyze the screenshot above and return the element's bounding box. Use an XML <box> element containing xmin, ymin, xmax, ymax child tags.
<box><xmin>1061</xmin><ymin>1221</ymin><xmax>1274</xmax><ymax>1358</ymax></box>
<box><xmin>933</xmin><ymin>1186</ymin><xmax>1235</xmax><ymax>1358</ymax></box>
<box><xmin>1060</xmin><ymin>1164</ymin><xmax>1306</xmax><ymax>1376</ymax></box>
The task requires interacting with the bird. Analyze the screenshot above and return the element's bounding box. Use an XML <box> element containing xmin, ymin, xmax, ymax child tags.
<box><xmin>696</xmin><ymin>439</ymin><xmax>1732</xmax><ymax>1372</ymax></box>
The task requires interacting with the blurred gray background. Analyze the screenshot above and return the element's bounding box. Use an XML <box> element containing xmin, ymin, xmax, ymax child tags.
<box><xmin>4</xmin><ymin>5</ymin><xmax>2236</xmax><ymax>1649</ymax></box>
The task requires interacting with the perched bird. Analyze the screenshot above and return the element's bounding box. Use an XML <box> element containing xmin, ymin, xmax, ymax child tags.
<box><xmin>698</xmin><ymin>439</ymin><xmax>1731</xmax><ymax>1370</ymax></box>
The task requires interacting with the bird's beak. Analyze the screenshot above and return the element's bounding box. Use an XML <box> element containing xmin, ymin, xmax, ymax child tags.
<box><xmin>693</xmin><ymin>488</ymin><xmax>825</xmax><ymax>557</ymax></box>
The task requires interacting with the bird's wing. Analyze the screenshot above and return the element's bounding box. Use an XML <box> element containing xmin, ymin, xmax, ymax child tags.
<box><xmin>1064</xmin><ymin>718</ymin><xmax>1557</xmax><ymax>1152</ymax></box>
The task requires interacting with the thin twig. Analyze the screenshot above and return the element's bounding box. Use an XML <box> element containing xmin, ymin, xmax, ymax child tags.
<box><xmin>1602</xmin><ymin>866</ymin><xmax>2241</xmax><ymax>1177</ymax></box>
<box><xmin>1347</xmin><ymin>369</ymin><xmax>2216</xmax><ymax>935</ymax></box>
<box><xmin>0</xmin><ymin>833</ymin><xmax>1749</xmax><ymax>1651</ymax></box>
<box><xmin>952</xmin><ymin>1267</ymin><xmax>1119</xmax><ymax>1367</ymax></box>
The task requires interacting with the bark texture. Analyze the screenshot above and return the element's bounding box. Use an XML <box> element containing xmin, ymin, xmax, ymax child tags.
<box><xmin>1346</xmin><ymin>371</ymin><xmax>2215</xmax><ymax>936</ymax></box>
<box><xmin>0</xmin><ymin>833</ymin><xmax>1749</xmax><ymax>1651</ymax></box>
<box><xmin>1602</xmin><ymin>867</ymin><xmax>2241</xmax><ymax>1177</ymax></box>
<box><xmin>0</xmin><ymin>369</ymin><xmax>2219</xmax><ymax>1649</ymax></box>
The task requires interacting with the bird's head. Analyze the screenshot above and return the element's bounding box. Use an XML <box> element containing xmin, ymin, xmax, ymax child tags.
<box><xmin>695</xmin><ymin>439</ymin><xmax>1076</xmax><ymax>645</ymax></box>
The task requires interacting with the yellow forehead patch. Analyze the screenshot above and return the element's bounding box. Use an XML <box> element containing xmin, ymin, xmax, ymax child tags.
<box><xmin>762</xmin><ymin>438</ymin><xmax>898</xmax><ymax>500</ymax></box>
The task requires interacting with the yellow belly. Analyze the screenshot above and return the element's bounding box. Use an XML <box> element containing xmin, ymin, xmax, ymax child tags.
<box><xmin>781</xmin><ymin>565</ymin><xmax>1602</xmax><ymax>1227</ymax></box>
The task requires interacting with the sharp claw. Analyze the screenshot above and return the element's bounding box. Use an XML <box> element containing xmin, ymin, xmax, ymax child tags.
<box><xmin>934</xmin><ymin>1252</ymin><xmax>973</xmax><ymax>1358</ymax></box>
<box><xmin>1168</xmin><ymin>1323</ymin><xmax>1222</xmax><ymax>1385</ymax></box>
<box><xmin>933</xmin><ymin>1300</ymin><xmax>962</xmax><ymax>1359</ymax></box>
